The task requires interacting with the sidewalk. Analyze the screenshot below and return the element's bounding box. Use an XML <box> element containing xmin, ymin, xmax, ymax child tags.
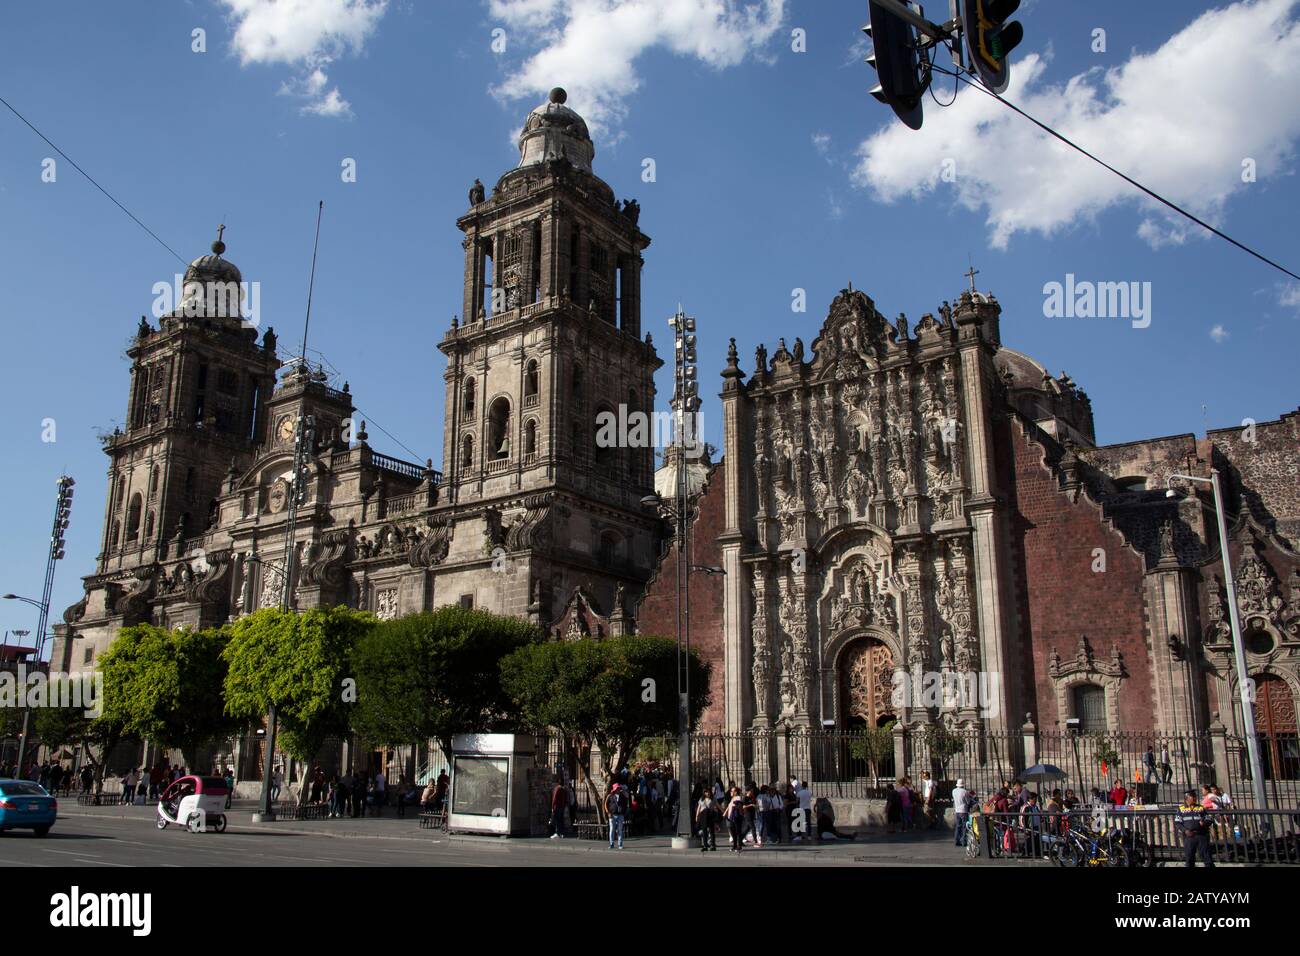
<box><xmin>57</xmin><ymin>801</ymin><xmax>968</xmax><ymax>863</ymax></box>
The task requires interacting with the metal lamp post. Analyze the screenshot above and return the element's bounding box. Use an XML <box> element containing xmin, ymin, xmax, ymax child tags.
<box><xmin>6</xmin><ymin>474</ymin><xmax>74</xmax><ymax>775</ymax></box>
<box><xmin>254</xmin><ymin>201</ymin><xmax>324</xmax><ymax>823</ymax></box>
<box><xmin>637</xmin><ymin>306</ymin><xmax>703</xmax><ymax>847</ymax></box>
<box><xmin>1166</xmin><ymin>470</ymin><xmax>1268</xmax><ymax>810</ymax></box>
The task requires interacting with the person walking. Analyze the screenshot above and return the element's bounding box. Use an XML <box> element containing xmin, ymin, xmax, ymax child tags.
<box><xmin>920</xmin><ymin>771</ymin><xmax>937</xmax><ymax>829</ymax></box>
<box><xmin>897</xmin><ymin>778</ymin><xmax>913</xmax><ymax>832</ymax></box>
<box><xmin>1159</xmin><ymin>744</ymin><xmax>1172</xmax><ymax>785</ymax></box>
<box><xmin>952</xmin><ymin>778</ymin><xmax>970</xmax><ymax>846</ymax></box>
<box><xmin>1143</xmin><ymin>746</ymin><xmax>1158</xmax><ymax>788</ymax></box>
<box><xmin>550</xmin><ymin>778</ymin><xmax>570</xmax><ymax>839</ymax></box>
<box><xmin>742</xmin><ymin>783</ymin><xmax>759</xmax><ymax>846</ymax></box>
<box><xmin>795</xmin><ymin>778</ymin><xmax>812</xmax><ymax>840</ymax></box>
<box><xmin>695</xmin><ymin>788</ymin><xmax>717</xmax><ymax>851</ymax></box>
<box><xmin>884</xmin><ymin>782</ymin><xmax>902</xmax><ymax>833</ymax></box>
<box><xmin>270</xmin><ymin>766</ymin><xmax>283</xmax><ymax>802</ymax></box>
<box><xmin>373</xmin><ymin>768</ymin><xmax>387</xmax><ymax>816</ymax></box>
<box><xmin>1177</xmin><ymin>789</ymin><xmax>1214</xmax><ymax>867</ymax></box>
<box><xmin>605</xmin><ymin>783</ymin><xmax>628</xmax><ymax>849</ymax></box>
<box><xmin>223</xmin><ymin>766</ymin><xmax>235</xmax><ymax>809</ymax></box>
<box><xmin>723</xmin><ymin>786</ymin><xmax>746</xmax><ymax>852</ymax></box>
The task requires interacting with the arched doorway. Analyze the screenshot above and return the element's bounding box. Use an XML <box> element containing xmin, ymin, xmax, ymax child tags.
<box><xmin>840</xmin><ymin>638</ymin><xmax>897</xmax><ymax>729</ymax></box>
<box><xmin>837</xmin><ymin>636</ymin><xmax>898</xmax><ymax>785</ymax></box>
<box><xmin>1252</xmin><ymin>673</ymin><xmax>1299</xmax><ymax>781</ymax></box>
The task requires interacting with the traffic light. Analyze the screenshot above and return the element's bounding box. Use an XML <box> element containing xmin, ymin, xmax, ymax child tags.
<box><xmin>864</xmin><ymin>1</ymin><xmax>927</xmax><ymax>130</ymax></box>
<box><xmin>964</xmin><ymin>0</ymin><xmax>1024</xmax><ymax>94</ymax></box>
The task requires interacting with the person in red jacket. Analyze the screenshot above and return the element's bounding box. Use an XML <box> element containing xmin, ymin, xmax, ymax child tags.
<box><xmin>1108</xmin><ymin>781</ymin><xmax>1128</xmax><ymax>806</ymax></box>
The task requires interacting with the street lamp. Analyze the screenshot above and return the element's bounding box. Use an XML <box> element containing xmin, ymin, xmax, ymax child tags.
<box><xmin>3</xmin><ymin>595</ymin><xmax>48</xmax><ymax>612</ymax></box>
<box><xmin>1166</xmin><ymin>470</ymin><xmax>1268</xmax><ymax>810</ymax></box>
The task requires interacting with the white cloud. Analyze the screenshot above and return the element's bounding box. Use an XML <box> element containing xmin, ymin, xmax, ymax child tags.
<box><xmin>1279</xmin><ymin>282</ymin><xmax>1300</xmax><ymax>312</ymax></box>
<box><xmin>827</xmin><ymin>188</ymin><xmax>844</xmax><ymax>220</ymax></box>
<box><xmin>1210</xmin><ymin>324</ymin><xmax>1230</xmax><ymax>343</ymax></box>
<box><xmin>219</xmin><ymin>0</ymin><xmax>388</xmax><ymax>117</ymax></box>
<box><xmin>853</xmin><ymin>0</ymin><xmax>1300</xmax><ymax>250</ymax></box>
<box><xmin>488</xmin><ymin>0</ymin><xmax>785</xmax><ymax>137</ymax></box>
<box><xmin>812</xmin><ymin>132</ymin><xmax>831</xmax><ymax>155</ymax></box>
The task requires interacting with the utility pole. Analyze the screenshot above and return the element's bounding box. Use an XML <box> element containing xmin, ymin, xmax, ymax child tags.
<box><xmin>253</xmin><ymin>201</ymin><xmax>324</xmax><ymax>823</ymax></box>
<box><xmin>11</xmin><ymin>476</ymin><xmax>74</xmax><ymax>774</ymax></box>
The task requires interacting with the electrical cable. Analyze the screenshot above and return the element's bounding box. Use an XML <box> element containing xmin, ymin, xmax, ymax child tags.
<box><xmin>0</xmin><ymin>92</ymin><xmax>188</xmax><ymax>266</ymax></box>
<box><xmin>926</xmin><ymin>62</ymin><xmax>1300</xmax><ymax>284</ymax></box>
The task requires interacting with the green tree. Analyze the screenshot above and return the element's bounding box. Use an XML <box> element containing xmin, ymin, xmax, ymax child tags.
<box><xmin>351</xmin><ymin>606</ymin><xmax>541</xmax><ymax>763</ymax></box>
<box><xmin>500</xmin><ymin>634</ymin><xmax>711</xmax><ymax>813</ymax></box>
<box><xmin>97</xmin><ymin>623</ymin><xmax>239</xmax><ymax>770</ymax></box>
<box><xmin>223</xmin><ymin>606</ymin><xmax>373</xmax><ymax>803</ymax></box>
<box><xmin>921</xmin><ymin>721</ymin><xmax>967</xmax><ymax>780</ymax></box>
<box><xmin>849</xmin><ymin>720</ymin><xmax>896</xmax><ymax>781</ymax></box>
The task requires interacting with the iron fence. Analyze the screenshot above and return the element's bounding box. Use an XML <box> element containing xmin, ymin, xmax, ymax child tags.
<box><xmin>960</xmin><ymin>808</ymin><xmax>1300</xmax><ymax>866</ymax></box>
<box><xmin>524</xmin><ymin>728</ymin><xmax>1300</xmax><ymax>810</ymax></box>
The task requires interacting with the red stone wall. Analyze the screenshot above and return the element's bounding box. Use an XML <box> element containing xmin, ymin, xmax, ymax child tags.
<box><xmin>635</xmin><ymin>464</ymin><xmax>728</xmax><ymax>732</ymax></box>
<box><xmin>1004</xmin><ymin>418</ymin><xmax>1157</xmax><ymax>731</ymax></box>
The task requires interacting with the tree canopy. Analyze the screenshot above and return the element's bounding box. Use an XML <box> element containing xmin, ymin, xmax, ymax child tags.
<box><xmin>97</xmin><ymin>622</ymin><xmax>239</xmax><ymax>768</ymax></box>
<box><xmin>351</xmin><ymin>605</ymin><xmax>541</xmax><ymax>758</ymax></box>
<box><xmin>222</xmin><ymin>606</ymin><xmax>372</xmax><ymax>763</ymax></box>
<box><xmin>500</xmin><ymin>634</ymin><xmax>711</xmax><ymax>802</ymax></box>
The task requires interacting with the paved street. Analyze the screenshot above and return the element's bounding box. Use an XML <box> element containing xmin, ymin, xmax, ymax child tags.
<box><xmin>0</xmin><ymin>805</ymin><xmax>979</xmax><ymax>867</ymax></box>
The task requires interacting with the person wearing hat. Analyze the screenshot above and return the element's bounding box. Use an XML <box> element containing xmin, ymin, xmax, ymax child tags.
<box><xmin>952</xmin><ymin>778</ymin><xmax>970</xmax><ymax>846</ymax></box>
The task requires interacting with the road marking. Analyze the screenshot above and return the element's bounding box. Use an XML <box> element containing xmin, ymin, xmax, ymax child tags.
<box><xmin>73</xmin><ymin>858</ymin><xmax>131</xmax><ymax>866</ymax></box>
<box><xmin>36</xmin><ymin>847</ymin><xmax>101</xmax><ymax>858</ymax></box>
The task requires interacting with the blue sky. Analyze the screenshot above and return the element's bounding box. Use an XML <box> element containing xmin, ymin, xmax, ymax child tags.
<box><xmin>2</xmin><ymin>0</ymin><xmax>1298</xmax><ymax>648</ymax></box>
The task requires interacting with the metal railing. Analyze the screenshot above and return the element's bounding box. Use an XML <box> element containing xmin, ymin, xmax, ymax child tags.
<box><xmin>522</xmin><ymin>729</ymin><xmax>1300</xmax><ymax>808</ymax></box>
<box><xmin>960</xmin><ymin>808</ymin><xmax>1300</xmax><ymax>866</ymax></box>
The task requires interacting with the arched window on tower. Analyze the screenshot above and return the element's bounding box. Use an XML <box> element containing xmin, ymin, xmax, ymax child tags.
<box><xmin>144</xmin><ymin>511</ymin><xmax>155</xmax><ymax>541</ymax></box>
<box><xmin>109</xmin><ymin>521</ymin><xmax>121</xmax><ymax>551</ymax></box>
<box><xmin>488</xmin><ymin>398</ymin><xmax>511</xmax><ymax>462</ymax></box>
<box><xmin>126</xmin><ymin>494</ymin><xmax>143</xmax><ymax>543</ymax></box>
<box><xmin>115</xmin><ymin>476</ymin><xmax>126</xmax><ymax>511</ymax></box>
<box><xmin>148</xmin><ymin>466</ymin><xmax>160</xmax><ymax>500</ymax></box>
<box><xmin>572</xmin><ymin>364</ymin><xmax>584</xmax><ymax>403</ymax></box>
<box><xmin>463</xmin><ymin>376</ymin><xmax>477</xmax><ymax>417</ymax></box>
<box><xmin>482</xmin><ymin>236</ymin><xmax>495</xmax><ymax>316</ymax></box>
<box><xmin>524</xmin><ymin>419</ymin><xmax>538</xmax><ymax>464</ymax></box>
<box><xmin>593</xmin><ymin>404</ymin><xmax>615</xmax><ymax>475</ymax></box>
<box><xmin>524</xmin><ymin>360</ymin><xmax>540</xmax><ymax>408</ymax></box>
<box><xmin>461</xmin><ymin>434</ymin><xmax>475</xmax><ymax>474</ymax></box>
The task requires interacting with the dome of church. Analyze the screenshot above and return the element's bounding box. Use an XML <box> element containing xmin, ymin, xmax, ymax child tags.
<box><xmin>179</xmin><ymin>233</ymin><xmax>244</xmax><ymax>321</ymax></box>
<box><xmin>517</xmin><ymin>87</ymin><xmax>595</xmax><ymax>173</ymax></box>
<box><xmin>654</xmin><ymin>445</ymin><xmax>712</xmax><ymax>503</ymax></box>
<box><xmin>184</xmin><ymin>237</ymin><xmax>242</xmax><ymax>286</ymax></box>
<box><xmin>994</xmin><ymin>347</ymin><xmax>1052</xmax><ymax>392</ymax></box>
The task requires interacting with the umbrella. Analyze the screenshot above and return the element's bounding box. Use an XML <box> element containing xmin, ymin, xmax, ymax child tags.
<box><xmin>1020</xmin><ymin>763</ymin><xmax>1066</xmax><ymax>784</ymax></box>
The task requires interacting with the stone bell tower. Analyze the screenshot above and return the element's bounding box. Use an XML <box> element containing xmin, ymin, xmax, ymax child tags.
<box><xmin>98</xmin><ymin>230</ymin><xmax>279</xmax><ymax>576</ymax></box>
<box><xmin>431</xmin><ymin>87</ymin><xmax>663</xmax><ymax>629</ymax></box>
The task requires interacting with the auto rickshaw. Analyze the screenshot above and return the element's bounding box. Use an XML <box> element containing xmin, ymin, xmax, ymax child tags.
<box><xmin>156</xmin><ymin>775</ymin><xmax>229</xmax><ymax>833</ymax></box>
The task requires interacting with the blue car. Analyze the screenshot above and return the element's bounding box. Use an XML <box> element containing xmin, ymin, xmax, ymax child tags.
<box><xmin>0</xmin><ymin>779</ymin><xmax>58</xmax><ymax>836</ymax></box>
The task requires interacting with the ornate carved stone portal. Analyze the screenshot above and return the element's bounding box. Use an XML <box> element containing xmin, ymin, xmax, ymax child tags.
<box><xmin>841</xmin><ymin>639</ymin><xmax>897</xmax><ymax>728</ymax></box>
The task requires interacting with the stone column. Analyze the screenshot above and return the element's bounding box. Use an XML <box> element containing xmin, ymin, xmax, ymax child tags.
<box><xmin>1144</xmin><ymin>553</ymin><xmax>1206</xmax><ymax>736</ymax></box>
<box><xmin>955</xmin><ymin>292</ymin><xmax>1015</xmax><ymax>731</ymax></box>
<box><xmin>749</xmin><ymin>559</ymin><xmax>773</xmax><ymax>728</ymax></box>
<box><xmin>720</xmin><ymin>347</ymin><xmax>749</xmax><ymax>734</ymax></box>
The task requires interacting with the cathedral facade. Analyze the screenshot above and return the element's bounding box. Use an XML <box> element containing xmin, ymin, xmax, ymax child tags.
<box><xmin>637</xmin><ymin>288</ymin><xmax>1300</xmax><ymax>744</ymax></box>
<box><xmin>51</xmin><ymin>87</ymin><xmax>1300</xmax><ymax>758</ymax></box>
<box><xmin>53</xmin><ymin>89</ymin><xmax>663</xmax><ymax>681</ymax></box>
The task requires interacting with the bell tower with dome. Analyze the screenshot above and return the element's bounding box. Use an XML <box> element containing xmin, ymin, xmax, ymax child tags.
<box><xmin>97</xmin><ymin>229</ymin><xmax>279</xmax><ymax>577</ymax></box>
<box><xmin>432</xmin><ymin>87</ymin><xmax>663</xmax><ymax>628</ymax></box>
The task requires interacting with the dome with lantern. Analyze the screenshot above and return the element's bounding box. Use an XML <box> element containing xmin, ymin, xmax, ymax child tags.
<box><xmin>517</xmin><ymin>87</ymin><xmax>595</xmax><ymax>173</ymax></box>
